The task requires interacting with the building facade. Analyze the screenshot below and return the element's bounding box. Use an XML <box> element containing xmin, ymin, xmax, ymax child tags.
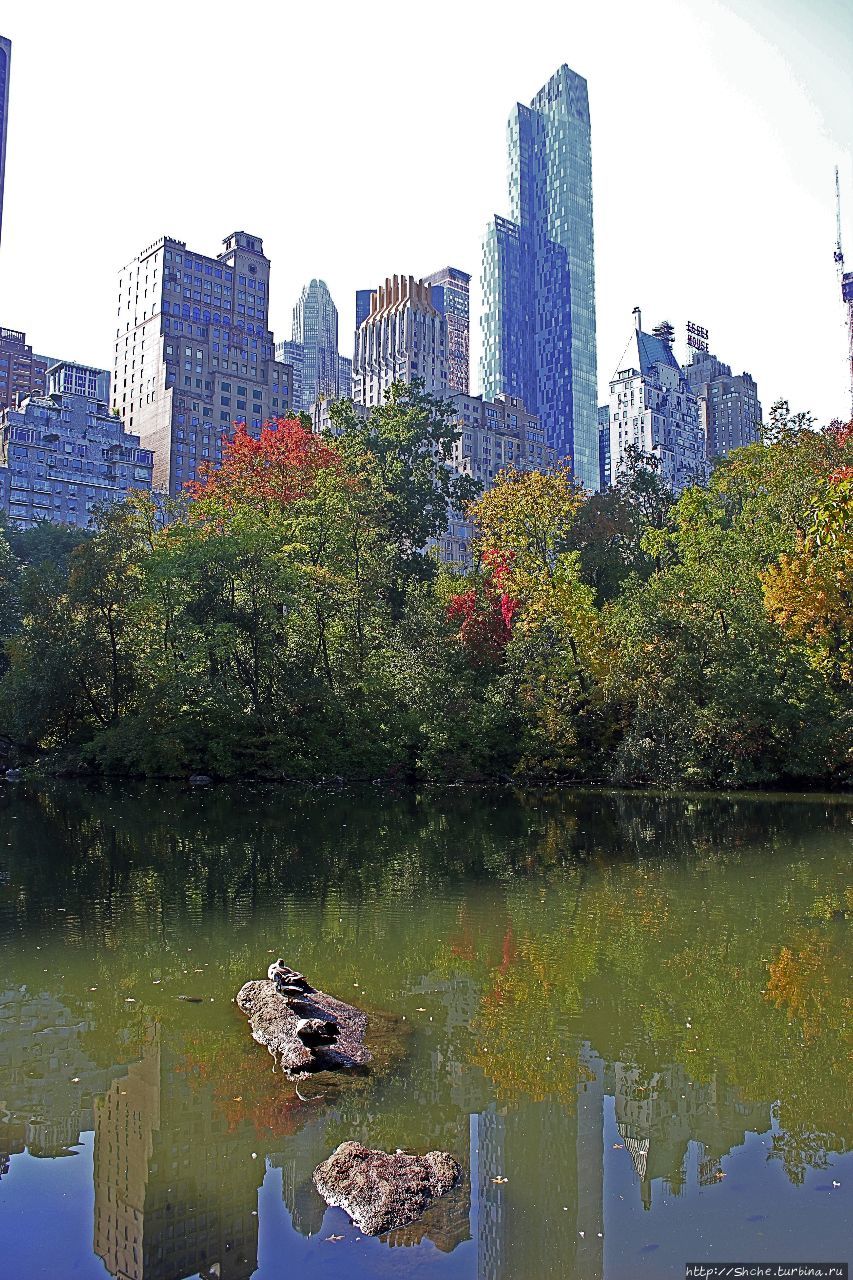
<box><xmin>683</xmin><ymin>348</ymin><xmax>762</xmax><ymax>459</ymax></box>
<box><xmin>338</xmin><ymin>354</ymin><xmax>352</xmax><ymax>401</ymax></box>
<box><xmin>0</xmin><ymin>36</ymin><xmax>9</xmax><ymax>245</ymax></box>
<box><xmin>598</xmin><ymin>403</ymin><xmax>611</xmax><ymax>489</ymax></box>
<box><xmin>608</xmin><ymin>312</ymin><xmax>707</xmax><ymax>494</ymax></box>
<box><xmin>352</xmin><ymin>275</ymin><xmax>448</xmax><ymax>408</ymax></box>
<box><xmin>113</xmin><ymin>230</ymin><xmax>293</xmax><ymax>495</ymax></box>
<box><xmin>0</xmin><ymin>327</ymin><xmax>48</xmax><ymax>412</ymax></box>
<box><xmin>0</xmin><ymin>360</ymin><xmax>153</xmax><ymax>529</ymax></box>
<box><xmin>481</xmin><ymin>64</ymin><xmax>597</xmax><ymax>488</ymax></box>
<box><xmin>424</xmin><ymin>267</ymin><xmax>471</xmax><ymax>395</ymax></box>
<box><xmin>291</xmin><ymin>278</ymin><xmax>343</xmax><ymax>412</ymax></box>
<box><xmin>355</xmin><ymin>288</ymin><xmax>374</xmax><ymax>333</ymax></box>
<box><xmin>274</xmin><ymin>338</ymin><xmax>304</xmax><ymax>414</ymax></box>
<box><xmin>441</xmin><ymin>391</ymin><xmax>554</xmax><ymax>563</ymax></box>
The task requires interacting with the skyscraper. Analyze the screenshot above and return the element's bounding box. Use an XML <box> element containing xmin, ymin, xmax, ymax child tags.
<box><xmin>352</xmin><ymin>275</ymin><xmax>448</xmax><ymax>407</ymax></box>
<box><xmin>0</xmin><ymin>36</ymin><xmax>10</xmax><ymax>245</ymax></box>
<box><xmin>608</xmin><ymin>311</ymin><xmax>707</xmax><ymax>494</ymax></box>
<box><xmin>481</xmin><ymin>64</ymin><xmax>597</xmax><ymax>488</ymax></box>
<box><xmin>113</xmin><ymin>231</ymin><xmax>293</xmax><ymax>495</ymax></box>
<box><xmin>0</xmin><ymin>360</ymin><xmax>153</xmax><ymax>529</ymax></box>
<box><xmin>597</xmin><ymin>403</ymin><xmax>611</xmax><ymax>488</ymax></box>
<box><xmin>274</xmin><ymin>338</ymin><xmax>304</xmax><ymax>413</ymax></box>
<box><xmin>424</xmin><ymin>267</ymin><xmax>471</xmax><ymax>395</ymax></box>
<box><xmin>0</xmin><ymin>326</ymin><xmax>48</xmax><ymax>411</ymax></box>
<box><xmin>683</xmin><ymin>342</ymin><xmax>762</xmax><ymax>459</ymax></box>
<box><xmin>291</xmin><ymin>279</ymin><xmax>342</xmax><ymax>412</ymax></box>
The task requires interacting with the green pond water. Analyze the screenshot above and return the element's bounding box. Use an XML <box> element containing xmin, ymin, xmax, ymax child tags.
<box><xmin>0</xmin><ymin>783</ymin><xmax>849</xmax><ymax>1279</ymax></box>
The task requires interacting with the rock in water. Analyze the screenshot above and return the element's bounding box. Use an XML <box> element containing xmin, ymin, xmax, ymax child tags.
<box><xmin>236</xmin><ymin>969</ymin><xmax>370</xmax><ymax>1078</ymax></box>
<box><xmin>313</xmin><ymin>1142</ymin><xmax>462</xmax><ymax>1236</ymax></box>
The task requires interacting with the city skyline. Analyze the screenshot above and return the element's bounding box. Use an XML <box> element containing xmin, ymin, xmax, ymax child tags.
<box><xmin>0</xmin><ymin>0</ymin><xmax>850</xmax><ymax>431</ymax></box>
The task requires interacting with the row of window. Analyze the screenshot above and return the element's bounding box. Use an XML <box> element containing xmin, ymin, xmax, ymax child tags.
<box><xmin>163</xmin><ymin>249</ymin><xmax>232</xmax><ymax>283</ymax></box>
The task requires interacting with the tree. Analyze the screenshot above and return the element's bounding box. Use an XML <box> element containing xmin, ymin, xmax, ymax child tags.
<box><xmin>566</xmin><ymin>445</ymin><xmax>675</xmax><ymax>601</ymax></box>
<box><xmin>468</xmin><ymin>467</ymin><xmax>609</xmax><ymax>775</ymax></box>
<box><xmin>330</xmin><ymin>380</ymin><xmax>479</xmax><ymax>593</ymax></box>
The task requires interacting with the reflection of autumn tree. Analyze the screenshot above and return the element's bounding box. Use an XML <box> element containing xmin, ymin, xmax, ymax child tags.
<box><xmin>177</xmin><ymin>1027</ymin><xmax>320</xmax><ymax>1140</ymax></box>
<box><xmin>450</xmin><ymin>850</ymin><xmax>851</xmax><ymax>1173</ymax></box>
<box><xmin>766</xmin><ymin>934</ymin><xmax>843</xmax><ymax>1043</ymax></box>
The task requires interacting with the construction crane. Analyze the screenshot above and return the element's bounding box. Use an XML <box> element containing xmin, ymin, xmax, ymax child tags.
<box><xmin>835</xmin><ymin>166</ymin><xmax>853</xmax><ymax>419</ymax></box>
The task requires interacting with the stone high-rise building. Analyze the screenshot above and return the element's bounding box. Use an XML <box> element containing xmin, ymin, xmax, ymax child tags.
<box><xmin>352</xmin><ymin>275</ymin><xmax>447</xmax><ymax>408</ymax></box>
<box><xmin>481</xmin><ymin>64</ymin><xmax>597</xmax><ymax>488</ymax></box>
<box><xmin>441</xmin><ymin>391</ymin><xmax>554</xmax><ymax>564</ymax></box>
<box><xmin>598</xmin><ymin>403</ymin><xmax>611</xmax><ymax>489</ymax></box>
<box><xmin>113</xmin><ymin>231</ymin><xmax>294</xmax><ymax>495</ymax></box>
<box><xmin>424</xmin><ymin>267</ymin><xmax>471</xmax><ymax>395</ymax></box>
<box><xmin>0</xmin><ymin>36</ymin><xmax>10</xmax><ymax>245</ymax></box>
<box><xmin>608</xmin><ymin>312</ymin><xmax>707</xmax><ymax>494</ymax></box>
<box><xmin>274</xmin><ymin>338</ymin><xmax>304</xmax><ymax>414</ymax></box>
<box><xmin>683</xmin><ymin>347</ymin><xmax>762</xmax><ymax>459</ymax></box>
<box><xmin>0</xmin><ymin>360</ymin><xmax>152</xmax><ymax>529</ymax></box>
<box><xmin>0</xmin><ymin>326</ymin><xmax>48</xmax><ymax>411</ymax></box>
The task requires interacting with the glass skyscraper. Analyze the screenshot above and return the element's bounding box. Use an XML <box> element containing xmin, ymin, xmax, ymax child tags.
<box><xmin>0</xmin><ymin>36</ymin><xmax>10</xmax><ymax>246</ymax></box>
<box><xmin>481</xmin><ymin>64</ymin><xmax>598</xmax><ymax>488</ymax></box>
<box><xmin>291</xmin><ymin>279</ymin><xmax>342</xmax><ymax>412</ymax></box>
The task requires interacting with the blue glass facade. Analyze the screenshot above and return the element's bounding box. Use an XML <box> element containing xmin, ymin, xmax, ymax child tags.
<box><xmin>481</xmin><ymin>65</ymin><xmax>598</xmax><ymax>489</ymax></box>
<box><xmin>0</xmin><ymin>37</ymin><xmax>10</xmax><ymax>246</ymax></box>
<box><xmin>424</xmin><ymin>267</ymin><xmax>471</xmax><ymax>395</ymax></box>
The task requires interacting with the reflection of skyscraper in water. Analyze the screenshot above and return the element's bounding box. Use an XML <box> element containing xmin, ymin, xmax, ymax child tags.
<box><xmin>269</xmin><ymin>1113</ymin><xmax>332</xmax><ymax>1239</ymax></box>
<box><xmin>93</xmin><ymin>1026</ymin><xmax>263</xmax><ymax>1280</ymax></box>
<box><xmin>471</xmin><ymin>1043</ymin><xmax>605</xmax><ymax>1280</ymax></box>
<box><xmin>0</xmin><ymin>985</ymin><xmax>127</xmax><ymax>1169</ymax></box>
<box><xmin>612</xmin><ymin>1061</ymin><xmax>770</xmax><ymax>1210</ymax></box>
<box><xmin>471</xmin><ymin>1104</ymin><xmax>505</xmax><ymax>1280</ymax></box>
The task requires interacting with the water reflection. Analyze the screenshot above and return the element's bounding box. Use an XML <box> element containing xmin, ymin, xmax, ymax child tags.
<box><xmin>0</xmin><ymin>783</ymin><xmax>849</xmax><ymax>1279</ymax></box>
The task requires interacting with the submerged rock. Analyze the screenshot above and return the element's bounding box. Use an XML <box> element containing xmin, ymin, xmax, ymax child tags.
<box><xmin>313</xmin><ymin>1141</ymin><xmax>462</xmax><ymax>1236</ymax></box>
<box><xmin>236</xmin><ymin>965</ymin><xmax>370</xmax><ymax>1078</ymax></box>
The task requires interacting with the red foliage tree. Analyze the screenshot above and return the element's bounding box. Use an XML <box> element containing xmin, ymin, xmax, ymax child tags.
<box><xmin>185</xmin><ymin>418</ymin><xmax>341</xmax><ymax>508</ymax></box>
<box><xmin>826</xmin><ymin>419</ymin><xmax>853</xmax><ymax>484</ymax></box>
<box><xmin>447</xmin><ymin>549</ymin><xmax>519</xmax><ymax>664</ymax></box>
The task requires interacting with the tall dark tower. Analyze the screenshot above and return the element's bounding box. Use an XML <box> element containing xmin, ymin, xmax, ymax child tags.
<box><xmin>0</xmin><ymin>36</ymin><xmax>10</xmax><ymax>246</ymax></box>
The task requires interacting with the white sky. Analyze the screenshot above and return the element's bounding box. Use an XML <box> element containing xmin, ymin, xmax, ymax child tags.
<box><xmin>0</xmin><ymin>0</ymin><xmax>851</xmax><ymax>423</ymax></box>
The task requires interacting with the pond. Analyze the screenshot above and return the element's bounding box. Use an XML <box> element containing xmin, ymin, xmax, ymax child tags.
<box><xmin>0</xmin><ymin>783</ymin><xmax>849</xmax><ymax>1279</ymax></box>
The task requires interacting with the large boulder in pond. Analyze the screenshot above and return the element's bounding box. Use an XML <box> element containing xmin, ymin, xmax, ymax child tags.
<box><xmin>236</xmin><ymin>962</ymin><xmax>370</xmax><ymax>1078</ymax></box>
<box><xmin>313</xmin><ymin>1141</ymin><xmax>462</xmax><ymax>1236</ymax></box>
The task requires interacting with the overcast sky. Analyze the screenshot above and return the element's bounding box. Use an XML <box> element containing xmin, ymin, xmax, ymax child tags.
<box><xmin>0</xmin><ymin>0</ymin><xmax>851</xmax><ymax>423</ymax></box>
